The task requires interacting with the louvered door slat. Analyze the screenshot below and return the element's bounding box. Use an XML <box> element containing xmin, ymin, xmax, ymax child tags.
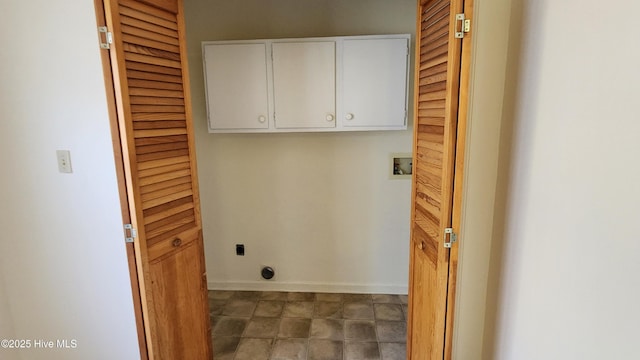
<box><xmin>129</xmin><ymin>79</ymin><xmax>183</xmax><ymax>91</ymax></box>
<box><xmin>137</xmin><ymin>161</ymin><xmax>189</xmax><ymax>177</ymax></box>
<box><xmin>139</xmin><ymin>168</ymin><xmax>191</xmax><ymax>186</ymax></box>
<box><xmin>419</xmin><ymin>99</ymin><xmax>447</xmax><ymax>109</ymax></box>
<box><xmin>122</xmin><ymin>34</ymin><xmax>182</xmax><ymax>53</ymax></box>
<box><xmin>104</xmin><ymin>0</ymin><xmax>211</xmax><ymax>357</ymax></box>
<box><xmin>125</xmin><ymin>53</ymin><xmax>181</xmax><ymax>68</ymax></box>
<box><xmin>120</xmin><ymin>15</ymin><xmax>179</xmax><ymax>38</ymax></box>
<box><xmin>420</xmin><ymin>61</ymin><xmax>448</xmax><ymax>78</ymax></box>
<box><xmin>137</xmin><ymin>155</ymin><xmax>189</xmax><ymax>169</ymax></box>
<box><xmin>136</xmin><ymin>141</ymin><xmax>188</xmax><ymax>153</ymax></box>
<box><xmin>119</xmin><ymin>0</ymin><xmax>176</xmax><ymax>21</ymax></box>
<box><xmin>144</xmin><ymin>211</ymin><xmax>195</xmax><ymax>238</ymax></box>
<box><xmin>133</xmin><ymin>114</ymin><xmax>186</xmax><ymax>123</ymax></box>
<box><xmin>130</xmin><ymin>88</ymin><xmax>184</xmax><ymax>97</ymax></box>
<box><xmin>131</xmin><ymin>105</ymin><xmax>185</xmax><ymax>113</ymax></box>
<box><xmin>420</xmin><ymin>53</ymin><xmax>448</xmax><ymax>70</ymax></box>
<box><xmin>124</xmin><ymin>44</ymin><xmax>181</xmax><ymax>61</ymax></box>
<box><xmin>140</xmin><ymin>175</ymin><xmax>191</xmax><ymax>194</ymax></box>
<box><xmin>143</xmin><ymin>200</ymin><xmax>194</xmax><ymax>225</ymax></box>
<box><xmin>130</xmin><ymin>96</ymin><xmax>184</xmax><ymax>105</ymax></box>
<box><xmin>134</xmin><ymin>120</ymin><xmax>186</xmax><ymax>130</ymax></box>
<box><xmin>421</xmin><ymin>22</ymin><xmax>449</xmax><ymax>44</ymax></box>
<box><xmin>142</xmin><ymin>189</ymin><xmax>193</xmax><ymax>210</ymax></box>
<box><xmin>141</xmin><ymin>182</ymin><xmax>192</xmax><ymax>203</ymax></box>
<box><xmin>119</xmin><ymin>5</ymin><xmax>178</xmax><ymax>30</ymax></box>
<box><xmin>134</xmin><ymin>128</ymin><xmax>187</xmax><ymax>137</ymax></box>
<box><xmin>419</xmin><ymin>117</ymin><xmax>446</xmax><ymax>126</ymax></box>
<box><xmin>136</xmin><ymin>149</ymin><xmax>189</xmax><ymax>162</ymax></box>
<box><xmin>126</xmin><ymin>60</ymin><xmax>181</xmax><ymax>74</ymax></box>
<box><xmin>419</xmin><ymin>72</ymin><xmax>448</xmax><ymax>86</ymax></box>
<box><xmin>142</xmin><ymin>195</ymin><xmax>192</xmax><ymax>217</ymax></box>
<box><xmin>419</xmin><ymin>90</ymin><xmax>448</xmax><ymax>102</ymax></box>
<box><xmin>418</xmin><ymin>108</ymin><xmax>446</xmax><ymax>118</ymax></box>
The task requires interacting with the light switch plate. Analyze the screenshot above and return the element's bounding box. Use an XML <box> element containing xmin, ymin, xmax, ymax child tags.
<box><xmin>56</xmin><ymin>150</ymin><xmax>73</xmax><ymax>173</ymax></box>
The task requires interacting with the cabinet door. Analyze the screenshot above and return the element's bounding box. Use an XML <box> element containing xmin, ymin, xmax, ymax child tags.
<box><xmin>204</xmin><ymin>43</ymin><xmax>269</xmax><ymax>130</ymax></box>
<box><xmin>272</xmin><ymin>41</ymin><xmax>336</xmax><ymax>129</ymax></box>
<box><xmin>342</xmin><ymin>38</ymin><xmax>409</xmax><ymax>128</ymax></box>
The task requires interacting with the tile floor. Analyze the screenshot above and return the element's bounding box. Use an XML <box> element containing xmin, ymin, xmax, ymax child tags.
<box><xmin>209</xmin><ymin>290</ymin><xmax>408</xmax><ymax>360</ymax></box>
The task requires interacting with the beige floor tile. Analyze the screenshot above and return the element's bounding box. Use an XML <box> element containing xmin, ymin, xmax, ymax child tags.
<box><xmin>372</xmin><ymin>294</ymin><xmax>401</xmax><ymax>304</ymax></box>
<box><xmin>376</xmin><ymin>321</ymin><xmax>406</xmax><ymax>342</ymax></box>
<box><xmin>232</xmin><ymin>291</ymin><xmax>262</xmax><ymax>300</ymax></box>
<box><xmin>380</xmin><ymin>342</ymin><xmax>407</xmax><ymax>360</ymax></box>
<box><xmin>235</xmin><ymin>338</ymin><xmax>273</xmax><ymax>360</ymax></box>
<box><xmin>310</xmin><ymin>319</ymin><xmax>344</xmax><ymax>340</ymax></box>
<box><xmin>254</xmin><ymin>300</ymin><xmax>285</xmax><ymax>317</ymax></box>
<box><xmin>243</xmin><ymin>317</ymin><xmax>280</xmax><ymax>338</ymax></box>
<box><xmin>261</xmin><ymin>291</ymin><xmax>288</xmax><ymax>301</ymax></box>
<box><xmin>345</xmin><ymin>341</ymin><xmax>381</xmax><ymax>360</ymax></box>
<box><xmin>314</xmin><ymin>301</ymin><xmax>342</xmax><ymax>319</ymax></box>
<box><xmin>283</xmin><ymin>301</ymin><xmax>314</xmax><ymax>318</ymax></box>
<box><xmin>223</xmin><ymin>299</ymin><xmax>256</xmax><ymax>317</ymax></box>
<box><xmin>278</xmin><ymin>318</ymin><xmax>311</xmax><ymax>338</ymax></box>
<box><xmin>343</xmin><ymin>293</ymin><xmax>372</xmax><ymax>302</ymax></box>
<box><xmin>214</xmin><ymin>317</ymin><xmax>248</xmax><ymax>337</ymax></box>
<box><xmin>209</xmin><ymin>299</ymin><xmax>226</xmax><ymax>316</ymax></box>
<box><xmin>308</xmin><ymin>340</ymin><xmax>343</xmax><ymax>360</ymax></box>
<box><xmin>271</xmin><ymin>339</ymin><xmax>307</xmax><ymax>360</ymax></box>
<box><xmin>315</xmin><ymin>293</ymin><xmax>342</xmax><ymax>302</ymax></box>
<box><xmin>287</xmin><ymin>292</ymin><xmax>315</xmax><ymax>301</ymax></box>
<box><xmin>345</xmin><ymin>320</ymin><xmax>377</xmax><ymax>341</ymax></box>
<box><xmin>374</xmin><ymin>303</ymin><xmax>405</xmax><ymax>321</ymax></box>
<box><xmin>208</xmin><ymin>290</ymin><xmax>234</xmax><ymax>300</ymax></box>
<box><xmin>209</xmin><ymin>291</ymin><xmax>406</xmax><ymax>359</ymax></box>
<box><xmin>344</xmin><ymin>302</ymin><xmax>375</xmax><ymax>319</ymax></box>
<box><xmin>212</xmin><ymin>336</ymin><xmax>240</xmax><ymax>359</ymax></box>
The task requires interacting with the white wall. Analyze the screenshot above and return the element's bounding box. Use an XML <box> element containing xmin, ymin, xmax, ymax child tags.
<box><xmin>0</xmin><ymin>1</ymin><xmax>140</xmax><ymax>359</ymax></box>
<box><xmin>488</xmin><ymin>0</ymin><xmax>640</xmax><ymax>358</ymax></box>
<box><xmin>0</xmin><ymin>274</ymin><xmax>19</xmax><ymax>360</ymax></box>
<box><xmin>184</xmin><ymin>0</ymin><xmax>415</xmax><ymax>293</ymax></box>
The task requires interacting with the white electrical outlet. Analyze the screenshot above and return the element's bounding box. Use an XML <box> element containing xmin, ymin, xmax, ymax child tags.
<box><xmin>56</xmin><ymin>150</ymin><xmax>73</xmax><ymax>173</ymax></box>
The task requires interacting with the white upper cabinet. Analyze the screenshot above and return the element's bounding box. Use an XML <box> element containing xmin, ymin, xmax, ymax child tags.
<box><xmin>202</xmin><ymin>34</ymin><xmax>410</xmax><ymax>133</ymax></box>
<box><xmin>272</xmin><ymin>41</ymin><xmax>336</xmax><ymax>129</ymax></box>
<box><xmin>203</xmin><ymin>43</ymin><xmax>270</xmax><ymax>130</ymax></box>
<box><xmin>342</xmin><ymin>38</ymin><xmax>409</xmax><ymax>129</ymax></box>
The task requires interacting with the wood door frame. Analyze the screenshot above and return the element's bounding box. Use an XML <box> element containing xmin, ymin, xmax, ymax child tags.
<box><xmin>93</xmin><ymin>0</ymin><xmax>475</xmax><ymax>358</ymax></box>
<box><xmin>93</xmin><ymin>0</ymin><xmax>149</xmax><ymax>358</ymax></box>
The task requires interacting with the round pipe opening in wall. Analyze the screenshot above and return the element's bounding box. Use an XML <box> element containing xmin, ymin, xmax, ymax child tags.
<box><xmin>261</xmin><ymin>266</ymin><xmax>275</xmax><ymax>280</ymax></box>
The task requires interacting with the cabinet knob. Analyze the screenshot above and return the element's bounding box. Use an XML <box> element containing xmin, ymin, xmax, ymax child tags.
<box><xmin>417</xmin><ymin>241</ymin><xmax>425</xmax><ymax>250</ymax></box>
<box><xmin>326</xmin><ymin>114</ymin><xmax>335</xmax><ymax>122</ymax></box>
<box><xmin>172</xmin><ymin>238</ymin><xmax>182</xmax><ymax>247</ymax></box>
<box><xmin>258</xmin><ymin>115</ymin><xmax>266</xmax><ymax>123</ymax></box>
<box><xmin>345</xmin><ymin>113</ymin><xmax>354</xmax><ymax>120</ymax></box>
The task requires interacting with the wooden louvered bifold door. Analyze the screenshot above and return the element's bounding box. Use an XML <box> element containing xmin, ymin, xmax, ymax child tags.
<box><xmin>103</xmin><ymin>0</ymin><xmax>212</xmax><ymax>358</ymax></box>
<box><xmin>407</xmin><ymin>0</ymin><xmax>469</xmax><ymax>358</ymax></box>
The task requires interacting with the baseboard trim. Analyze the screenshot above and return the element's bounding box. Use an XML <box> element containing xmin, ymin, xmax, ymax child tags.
<box><xmin>207</xmin><ymin>280</ymin><xmax>408</xmax><ymax>295</ymax></box>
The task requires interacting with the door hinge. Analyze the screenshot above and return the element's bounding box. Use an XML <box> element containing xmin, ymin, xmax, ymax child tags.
<box><xmin>124</xmin><ymin>224</ymin><xmax>137</xmax><ymax>244</ymax></box>
<box><xmin>444</xmin><ymin>227</ymin><xmax>457</xmax><ymax>248</ymax></box>
<box><xmin>454</xmin><ymin>14</ymin><xmax>471</xmax><ymax>39</ymax></box>
<box><xmin>98</xmin><ymin>26</ymin><xmax>113</xmax><ymax>49</ymax></box>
